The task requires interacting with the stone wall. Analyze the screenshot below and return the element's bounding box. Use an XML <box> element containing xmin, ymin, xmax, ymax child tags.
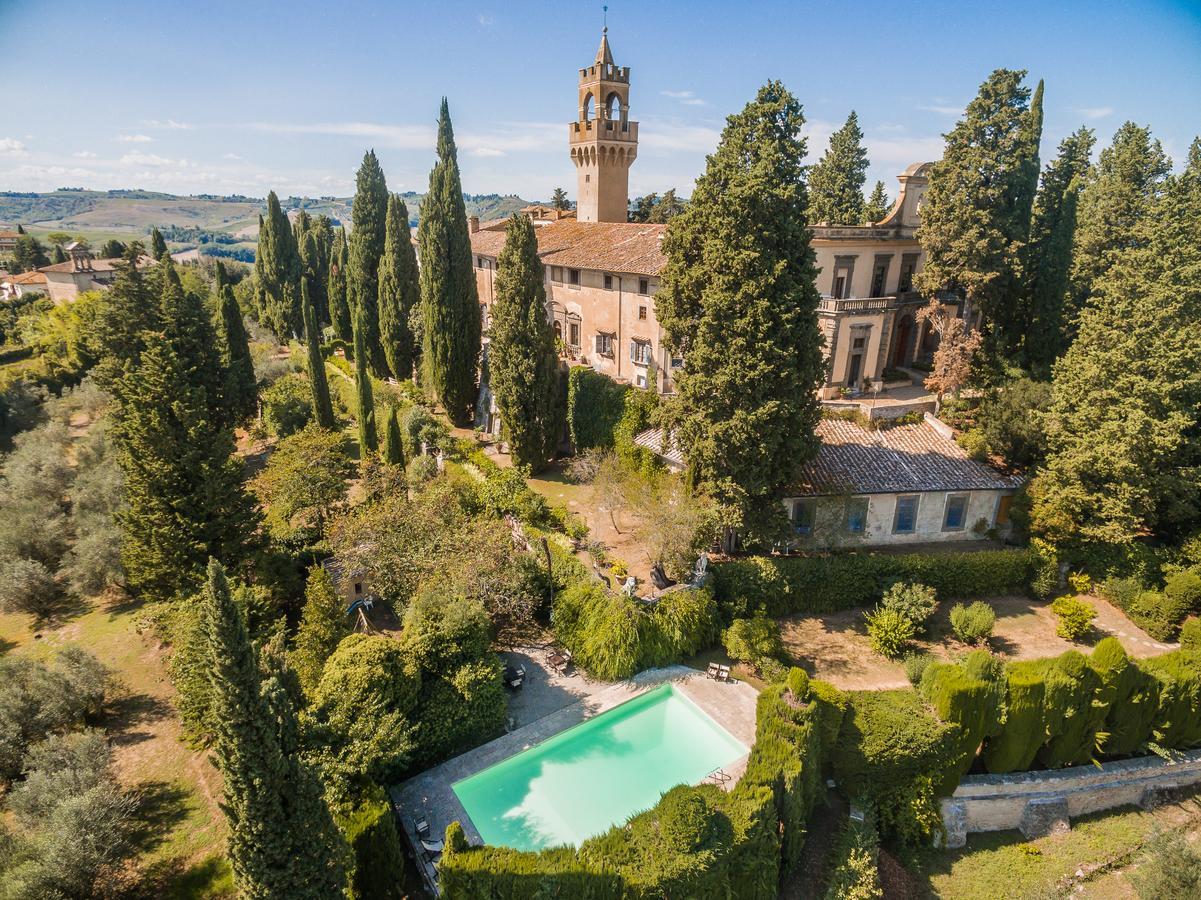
<box><xmin>940</xmin><ymin>749</ymin><xmax>1201</xmax><ymax>848</ymax></box>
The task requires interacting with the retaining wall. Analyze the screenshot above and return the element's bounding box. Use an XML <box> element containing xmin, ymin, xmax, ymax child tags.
<box><xmin>940</xmin><ymin>749</ymin><xmax>1201</xmax><ymax>848</ymax></box>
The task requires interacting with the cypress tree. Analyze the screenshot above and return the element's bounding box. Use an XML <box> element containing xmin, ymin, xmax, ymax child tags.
<box><xmin>217</xmin><ymin>273</ymin><xmax>259</xmax><ymax>426</ymax></box>
<box><xmin>1068</xmin><ymin>121</ymin><xmax>1171</xmax><ymax>324</ymax></box>
<box><xmin>307</xmin><ymin>215</ymin><xmax>335</xmax><ymax>326</ymax></box>
<box><xmin>348</xmin><ymin>150</ymin><xmax>390</xmax><ymax>376</ymax></box>
<box><xmin>1022</xmin><ymin>127</ymin><xmax>1095</xmax><ymax>371</ymax></box>
<box><xmin>149</xmin><ymin>226</ymin><xmax>168</xmax><ymax>259</ymax></box>
<box><xmin>807</xmin><ymin>110</ymin><xmax>869</xmax><ymax>225</ymax></box>
<box><xmin>419</xmin><ymin>99</ymin><xmax>481</xmax><ymax>426</ymax></box>
<box><xmin>915</xmin><ymin>69</ymin><xmax>1039</xmax><ymax>356</ymax></box>
<box><xmin>655</xmin><ymin>81</ymin><xmax>825</xmax><ymax>542</ymax></box>
<box><xmin>381</xmin><ymin>406</ymin><xmax>405</xmax><ymax>467</ymax></box>
<box><xmin>487</xmin><ymin>214</ymin><xmax>560</xmax><ymax>472</ymax></box>
<box><xmin>328</xmin><ymin>228</ymin><xmax>353</xmax><ymax>344</ymax></box>
<box><xmin>202</xmin><ymin>560</ymin><xmax>346</xmax><ymax>898</ymax></box>
<box><xmin>256</xmin><ymin>191</ymin><xmax>303</xmax><ymax>339</ymax></box>
<box><xmin>864</xmin><ymin>180</ymin><xmax>890</xmax><ymax>223</ymax></box>
<box><xmin>353</xmin><ymin>302</ymin><xmax>378</xmax><ymax>455</ymax></box>
<box><xmin>303</xmin><ymin>277</ymin><xmax>336</xmax><ymax>430</ymax></box>
<box><xmin>377</xmin><ymin>194</ymin><xmax>419</xmax><ymax>380</ymax></box>
<box><xmin>93</xmin><ymin>244</ymin><xmax>160</xmax><ymax>393</ymax></box>
<box><xmin>159</xmin><ymin>257</ymin><xmax>226</xmax><ymax>421</ymax></box>
<box><xmin>51</xmin><ymin>243</ymin><xmax>67</xmax><ymax>264</ymax></box>
<box><xmin>114</xmin><ymin>338</ymin><xmax>259</xmax><ymax>601</ymax></box>
<box><xmin>290</xmin><ymin>566</ymin><xmax>352</xmax><ymax>697</ymax></box>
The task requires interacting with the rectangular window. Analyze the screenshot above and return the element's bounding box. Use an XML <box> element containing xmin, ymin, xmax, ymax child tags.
<box><xmin>604</xmin><ymin>273</ymin><xmax>613</xmax><ymax>290</ymax></box>
<box><xmin>870</xmin><ymin>255</ymin><xmax>892</xmax><ymax>296</ymax></box>
<box><xmin>670</xmin><ymin>356</ymin><xmax>684</xmax><ymax>370</ymax></box>
<box><xmin>943</xmin><ymin>494</ymin><xmax>969</xmax><ymax>531</ymax></box>
<box><xmin>568</xmin><ymin>268</ymin><xmax>580</xmax><ymax>285</ymax></box>
<box><xmin>638</xmin><ymin>278</ymin><xmax>649</xmax><ymax>295</ymax></box>
<box><xmin>792</xmin><ymin>500</ymin><xmax>816</xmax><ymax>535</ymax></box>
<box><xmin>893</xmin><ymin>495</ymin><xmax>920</xmax><ymax>534</ymax></box>
<box><xmin>638</xmin><ymin>305</ymin><xmax>647</xmax><ymax>320</ymax></box>
<box><xmin>635</xmin><ymin>373</ymin><xmax>647</xmax><ymax>388</ymax></box>
<box><xmin>996</xmin><ymin>494</ymin><xmax>1014</xmax><ymax>526</ymax></box>
<box><xmin>852</xmin><ymin>336</ymin><xmax>866</xmax><ymax>350</ymax></box>
<box><xmin>630</xmin><ymin>340</ymin><xmax>651</xmax><ymax>366</ymax></box>
<box><xmin>899</xmin><ymin>253</ymin><xmax>919</xmax><ymax>292</ymax></box>
<box><xmin>595</xmin><ymin>333</ymin><xmax>614</xmax><ymax>357</ymax></box>
<box><xmin>832</xmin><ymin>256</ymin><xmax>856</xmax><ymax>299</ymax></box>
<box><xmin>353</xmin><ymin>582</ymin><xmax>362</xmax><ymax>595</ymax></box>
<box><xmin>833</xmin><ymin>274</ymin><xmax>847</xmax><ymax>299</ymax></box>
<box><xmin>846</xmin><ymin>497</ymin><xmax>869</xmax><ymax>533</ymax></box>
<box><xmin>551</xmin><ymin>266</ymin><xmax>563</xmax><ymax>282</ymax></box>
<box><xmin>569</xmin><ymin>322</ymin><xmax>580</xmax><ymax>347</ymax></box>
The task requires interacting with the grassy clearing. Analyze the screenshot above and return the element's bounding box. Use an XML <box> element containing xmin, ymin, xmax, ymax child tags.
<box><xmin>913</xmin><ymin>787</ymin><xmax>1201</xmax><ymax>899</ymax></box>
<box><xmin>0</xmin><ymin>597</ymin><xmax>233</xmax><ymax>898</ymax></box>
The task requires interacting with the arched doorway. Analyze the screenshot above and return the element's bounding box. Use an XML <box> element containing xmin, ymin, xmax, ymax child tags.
<box><xmin>891</xmin><ymin>315</ymin><xmax>914</xmax><ymax>368</ymax></box>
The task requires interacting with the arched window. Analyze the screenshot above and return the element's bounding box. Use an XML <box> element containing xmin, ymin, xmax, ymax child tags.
<box><xmin>582</xmin><ymin>93</ymin><xmax>594</xmax><ymax>123</ymax></box>
<box><xmin>605</xmin><ymin>92</ymin><xmax>622</xmax><ymax>121</ymax></box>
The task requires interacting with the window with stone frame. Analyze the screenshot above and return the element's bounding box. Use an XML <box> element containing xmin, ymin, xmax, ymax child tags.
<box><xmin>870</xmin><ymin>254</ymin><xmax>893</xmax><ymax>296</ymax></box>
<box><xmin>832</xmin><ymin>255</ymin><xmax>857</xmax><ymax>299</ymax></box>
<box><xmin>898</xmin><ymin>253</ymin><xmax>919</xmax><ymax>292</ymax></box>
<box><xmin>893</xmin><ymin>494</ymin><xmax>920</xmax><ymax>533</ymax></box>
<box><xmin>943</xmin><ymin>493</ymin><xmax>970</xmax><ymax>531</ymax></box>
<box><xmin>594</xmin><ymin>332</ymin><xmax>614</xmax><ymax>357</ymax></box>
<box><xmin>630</xmin><ymin>339</ymin><xmax>652</xmax><ymax>366</ymax></box>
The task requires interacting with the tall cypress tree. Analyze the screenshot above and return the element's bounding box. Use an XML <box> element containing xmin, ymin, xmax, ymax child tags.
<box><xmin>115</xmin><ymin>338</ymin><xmax>259</xmax><ymax>600</ymax></box>
<box><xmin>487</xmin><ymin>214</ymin><xmax>560</xmax><ymax>472</ymax></box>
<box><xmin>1068</xmin><ymin>121</ymin><xmax>1171</xmax><ymax>324</ymax></box>
<box><xmin>306</xmin><ymin>214</ymin><xmax>334</xmax><ymax>326</ymax></box>
<box><xmin>93</xmin><ymin>244</ymin><xmax>160</xmax><ymax>393</ymax></box>
<box><xmin>201</xmin><ymin>560</ymin><xmax>347</xmax><ymax>899</ymax></box>
<box><xmin>1022</xmin><ymin>127</ymin><xmax>1095</xmax><ymax>371</ymax></box>
<box><xmin>381</xmin><ymin>406</ymin><xmax>405</xmax><ymax>467</ymax></box>
<box><xmin>328</xmin><ymin>228</ymin><xmax>353</xmax><ymax>344</ymax></box>
<box><xmin>378</xmin><ymin>194</ymin><xmax>420</xmax><ymax>381</ymax></box>
<box><xmin>216</xmin><ymin>267</ymin><xmax>259</xmax><ymax>426</ymax></box>
<box><xmin>302</xmin><ymin>277</ymin><xmax>336</xmax><ymax>430</ymax></box>
<box><xmin>353</xmin><ymin>302</ymin><xmax>378</xmax><ymax>455</ymax></box>
<box><xmin>159</xmin><ymin>257</ymin><xmax>226</xmax><ymax>422</ymax></box>
<box><xmin>915</xmin><ymin>69</ymin><xmax>1039</xmax><ymax>356</ymax></box>
<box><xmin>655</xmin><ymin>81</ymin><xmax>825</xmax><ymax>542</ymax></box>
<box><xmin>348</xmin><ymin>150</ymin><xmax>390</xmax><ymax>376</ymax></box>
<box><xmin>419</xmin><ymin>99</ymin><xmax>481</xmax><ymax>426</ymax></box>
<box><xmin>149</xmin><ymin>226</ymin><xmax>168</xmax><ymax>259</ymax></box>
<box><xmin>256</xmin><ymin>191</ymin><xmax>303</xmax><ymax>339</ymax></box>
<box><xmin>807</xmin><ymin>110</ymin><xmax>869</xmax><ymax>225</ymax></box>
<box><xmin>864</xmin><ymin>180</ymin><xmax>890</xmax><ymax>223</ymax></box>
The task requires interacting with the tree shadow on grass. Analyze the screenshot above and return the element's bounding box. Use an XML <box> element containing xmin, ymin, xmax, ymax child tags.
<box><xmin>134</xmin><ymin>853</ymin><xmax>234</xmax><ymax>900</ymax></box>
<box><xmin>127</xmin><ymin>780</ymin><xmax>193</xmax><ymax>855</ymax></box>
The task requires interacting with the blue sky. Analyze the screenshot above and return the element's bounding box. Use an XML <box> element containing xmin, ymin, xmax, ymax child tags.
<box><xmin>1</xmin><ymin>0</ymin><xmax>1198</xmax><ymax>202</ymax></box>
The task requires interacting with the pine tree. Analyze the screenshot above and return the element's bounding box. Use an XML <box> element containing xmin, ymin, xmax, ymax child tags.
<box><xmin>114</xmin><ymin>338</ymin><xmax>259</xmax><ymax>600</ymax></box>
<box><xmin>915</xmin><ymin>69</ymin><xmax>1040</xmax><ymax>356</ymax></box>
<box><xmin>377</xmin><ymin>194</ymin><xmax>419</xmax><ymax>380</ymax></box>
<box><xmin>348</xmin><ymin>150</ymin><xmax>390</xmax><ymax>376</ymax></box>
<box><xmin>149</xmin><ymin>227</ymin><xmax>168</xmax><ymax>259</ymax></box>
<box><xmin>303</xmin><ymin>277</ymin><xmax>336</xmax><ymax>430</ymax></box>
<box><xmin>419</xmin><ymin>99</ymin><xmax>482</xmax><ymax>426</ymax></box>
<box><xmin>290</xmin><ymin>566</ymin><xmax>352</xmax><ymax>696</ymax></box>
<box><xmin>353</xmin><ymin>302</ymin><xmax>378</xmax><ymax>455</ymax></box>
<box><xmin>1030</xmin><ymin>137</ymin><xmax>1201</xmax><ymax>549</ymax></box>
<box><xmin>159</xmin><ymin>257</ymin><xmax>226</xmax><ymax>421</ymax></box>
<box><xmin>1022</xmin><ymin>127</ymin><xmax>1095</xmax><ymax>371</ymax></box>
<box><xmin>864</xmin><ymin>181</ymin><xmax>890</xmax><ymax>223</ymax></box>
<box><xmin>1068</xmin><ymin>121</ymin><xmax>1171</xmax><ymax>324</ymax></box>
<box><xmin>328</xmin><ymin>228</ymin><xmax>353</xmax><ymax>344</ymax></box>
<box><xmin>807</xmin><ymin>110</ymin><xmax>869</xmax><ymax>224</ymax></box>
<box><xmin>201</xmin><ymin>560</ymin><xmax>346</xmax><ymax>898</ymax></box>
<box><xmin>216</xmin><ymin>268</ymin><xmax>259</xmax><ymax>426</ymax></box>
<box><xmin>655</xmin><ymin>81</ymin><xmax>825</xmax><ymax>542</ymax></box>
<box><xmin>255</xmin><ymin>192</ymin><xmax>303</xmax><ymax>339</ymax></box>
<box><xmin>381</xmin><ymin>406</ymin><xmax>405</xmax><ymax>467</ymax></box>
<box><xmin>487</xmin><ymin>214</ymin><xmax>560</xmax><ymax>472</ymax></box>
<box><xmin>551</xmin><ymin>187</ymin><xmax>569</xmax><ymax>210</ymax></box>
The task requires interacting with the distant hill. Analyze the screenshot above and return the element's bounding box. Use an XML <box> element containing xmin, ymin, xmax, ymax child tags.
<box><xmin>0</xmin><ymin>189</ymin><xmax>536</xmax><ymax>260</ymax></box>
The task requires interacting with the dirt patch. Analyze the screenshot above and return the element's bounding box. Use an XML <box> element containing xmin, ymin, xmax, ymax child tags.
<box><xmin>781</xmin><ymin>595</ymin><xmax>1175</xmax><ymax>691</ymax></box>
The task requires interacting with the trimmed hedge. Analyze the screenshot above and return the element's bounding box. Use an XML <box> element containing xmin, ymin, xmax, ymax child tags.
<box><xmin>712</xmin><ymin>549</ymin><xmax>1039</xmax><ymax>618</ymax></box>
<box><xmin>439</xmin><ymin>680</ymin><xmax>846</xmax><ymax>898</ymax></box>
<box><xmin>340</xmin><ymin>786</ymin><xmax>406</xmax><ymax>900</ymax></box>
<box><xmin>565</xmin><ymin>366</ymin><xmax>661</xmax><ymax>473</ymax></box>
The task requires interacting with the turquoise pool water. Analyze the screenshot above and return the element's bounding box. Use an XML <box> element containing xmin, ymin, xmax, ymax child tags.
<box><xmin>451</xmin><ymin>684</ymin><xmax>747</xmax><ymax>851</ymax></box>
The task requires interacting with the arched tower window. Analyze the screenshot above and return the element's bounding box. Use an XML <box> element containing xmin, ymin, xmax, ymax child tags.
<box><xmin>605</xmin><ymin>92</ymin><xmax>622</xmax><ymax>121</ymax></box>
<box><xmin>582</xmin><ymin>92</ymin><xmax>594</xmax><ymax>123</ymax></box>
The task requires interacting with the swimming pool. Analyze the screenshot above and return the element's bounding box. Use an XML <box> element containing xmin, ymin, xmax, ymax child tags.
<box><xmin>451</xmin><ymin>683</ymin><xmax>748</xmax><ymax>851</ymax></box>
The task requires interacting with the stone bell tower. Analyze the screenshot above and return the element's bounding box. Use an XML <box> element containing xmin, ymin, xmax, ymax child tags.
<box><xmin>569</xmin><ymin>28</ymin><xmax>638</xmax><ymax>223</ymax></box>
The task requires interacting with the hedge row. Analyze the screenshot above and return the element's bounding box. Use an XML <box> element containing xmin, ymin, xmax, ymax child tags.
<box><xmin>565</xmin><ymin>366</ymin><xmax>660</xmax><ymax>473</ymax></box>
<box><xmin>713</xmin><ymin>548</ymin><xmax>1041</xmax><ymax>617</ymax></box>
<box><xmin>439</xmin><ymin>677</ymin><xmax>846</xmax><ymax>898</ymax></box>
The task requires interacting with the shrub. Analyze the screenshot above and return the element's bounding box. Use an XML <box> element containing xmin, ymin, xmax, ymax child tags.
<box><xmin>1039</xmin><ymin>650</ymin><xmax>1104</xmax><ymax>768</ymax></box>
<box><xmin>1165</xmin><ymin>568</ymin><xmax>1201</xmax><ymax>617</ymax></box>
<box><xmin>610</xmin><ymin>559</ymin><xmax>629</xmax><ymax>579</ymax></box>
<box><xmin>879</xmin><ymin>582</ymin><xmax>937</xmax><ymax>631</ymax></box>
<box><xmin>566</xmin><ymin>366</ymin><xmax>628</xmax><ymax>451</ymax></box>
<box><xmin>863</xmin><ymin>606</ymin><xmax>915</xmax><ymax>659</ymax></box>
<box><xmin>1130</xmin><ymin>590</ymin><xmax>1186</xmax><ymax>640</ymax></box>
<box><xmin>261</xmin><ymin>372</ymin><xmax>313</xmax><ymax>437</ymax></box>
<box><xmin>1067</xmin><ymin>571</ymin><xmax>1093</xmax><ymax>594</ymax></box>
<box><xmin>340</xmin><ymin>785</ymin><xmax>406</xmax><ymax>900</ymax></box>
<box><xmin>950</xmin><ymin>601</ymin><xmax>995</xmax><ymax>644</ymax></box>
<box><xmin>723</xmin><ymin>611</ymin><xmax>783</xmax><ymax>670</ymax></box>
<box><xmin>402</xmin><ymin>404</ymin><xmax>450</xmax><ymax>458</ymax></box>
<box><xmin>955</xmin><ymin>428</ymin><xmax>989</xmax><ymax>462</ymax></box>
<box><xmin>1029</xmin><ymin>537</ymin><xmax>1060</xmax><ymax>599</ymax></box>
<box><xmin>1051</xmin><ymin>595</ymin><xmax>1097</xmax><ymax>640</ymax></box>
<box><xmin>982</xmin><ymin>661</ymin><xmax>1047</xmax><ymax>773</ymax></box>
<box><xmin>1181</xmin><ymin>617</ymin><xmax>1201</xmax><ymax>651</ymax></box>
<box><xmin>476</xmin><ymin>464</ymin><xmax>550</xmax><ymax>525</ymax></box>
<box><xmin>824</xmin><ymin>815</ymin><xmax>883</xmax><ymax>900</ymax></box>
<box><xmin>0</xmin><ymin>557</ymin><xmax>59</xmax><ymax>619</ymax></box>
<box><xmin>1099</xmin><ymin>575</ymin><xmax>1144</xmax><ymax>611</ymax></box>
<box><xmin>920</xmin><ymin>657</ymin><xmax>1000</xmax><ymax>790</ymax></box>
<box><xmin>785</xmin><ymin>667</ymin><xmax>810</xmax><ymax>702</ymax></box>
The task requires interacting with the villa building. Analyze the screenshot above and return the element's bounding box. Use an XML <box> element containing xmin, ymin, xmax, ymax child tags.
<box><xmin>469</xmin><ymin>30</ymin><xmax>950</xmax><ymax>400</ymax></box>
<box><xmin>0</xmin><ymin>230</ymin><xmax>19</xmax><ymax>256</ymax></box>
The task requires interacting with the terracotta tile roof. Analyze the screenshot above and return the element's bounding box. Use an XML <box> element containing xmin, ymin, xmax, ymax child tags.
<box><xmin>0</xmin><ymin>231</ymin><xmax>20</xmax><ymax>240</ymax></box>
<box><xmin>792</xmin><ymin>417</ymin><xmax>1024</xmax><ymax>496</ymax></box>
<box><xmin>635</xmin><ymin>416</ymin><xmax>1023</xmax><ymax>496</ymax></box>
<box><xmin>471</xmin><ymin>220</ymin><xmax>667</xmax><ymax>276</ymax></box>
<box><xmin>38</xmin><ymin>255</ymin><xmax>155</xmax><ymax>274</ymax></box>
<box><xmin>7</xmin><ymin>271</ymin><xmax>47</xmax><ymax>285</ymax></box>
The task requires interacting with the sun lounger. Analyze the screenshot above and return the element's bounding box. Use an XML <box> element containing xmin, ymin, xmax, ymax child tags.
<box><xmin>421</xmin><ymin>838</ymin><xmax>444</xmax><ymax>858</ymax></box>
<box><xmin>716</xmin><ymin>665</ymin><xmax>731</xmax><ymax>683</ymax></box>
<box><xmin>706</xmin><ymin>662</ymin><xmax>720</xmax><ymax>679</ymax></box>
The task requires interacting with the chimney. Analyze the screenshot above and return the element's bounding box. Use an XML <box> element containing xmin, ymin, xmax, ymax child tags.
<box><xmin>468</xmin><ymin>215</ymin><xmax>479</xmax><ymax>234</ymax></box>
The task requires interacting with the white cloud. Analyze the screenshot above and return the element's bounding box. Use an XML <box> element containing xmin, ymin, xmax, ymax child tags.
<box><xmin>864</xmin><ymin>134</ymin><xmax>945</xmax><ymax>171</ymax></box>
<box><xmin>477</xmin><ymin>13</ymin><xmax>494</xmax><ymax>26</ymax></box>
<box><xmin>0</xmin><ymin>138</ymin><xmax>28</xmax><ymax>156</ymax></box>
<box><xmin>144</xmin><ymin>118</ymin><xmax>194</xmax><ymax>130</ymax></box>
<box><xmin>246</xmin><ymin>120</ymin><xmax>436</xmax><ymax>149</ymax></box>
<box><xmin>116</xmin><ymin>133</ymin><xmax>154</xmax><ymax>143</ymax></box>
<box><xmin>470</xmin><ymin>147</ymin><xmax>505</xmax><ymax>157</ymax></box>
<box><xmin>121</xmin><ymin>151</ymin><xmax>189</xmax><ymax>167</ymax></box>
<box><xmin>661</xmin><ymin>90</ymin><xmax>705</xmax><ymax>107</ymax></box>
<box><xmin>918</xmin><ymin>103</ymin><xmax>963</xmax><ymax>117</ymax></box>
<box><xmin>73</xmin><ymin>150</ymin><xmax>98</xmax><ymax>158</ymax></box>
<box><xmin>221</xmin><ymin>152</ymin><xmax>243</xmax><ymax>160</ymax></box>
<box><xmin>1076</xmin><ymin>106</ymin><xmax>1114</xmax><ymax>120</ymax></box>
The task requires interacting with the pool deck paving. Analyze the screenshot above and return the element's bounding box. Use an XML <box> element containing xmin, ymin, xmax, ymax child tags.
<box><xmin>390</xmin><ymin>663</ymin><xmax>759</xmax><ymax>895</ymax></box>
